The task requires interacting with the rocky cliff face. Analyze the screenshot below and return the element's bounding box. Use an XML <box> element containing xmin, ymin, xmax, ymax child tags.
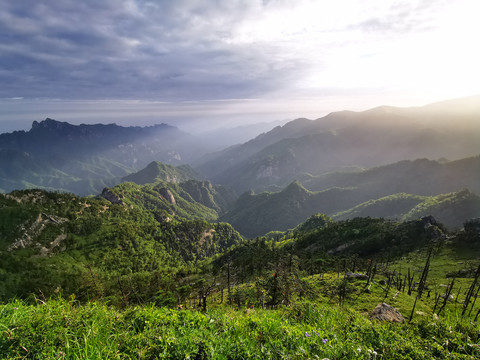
<box><xmin>157</xmin><ymin>188</ymin><xmax>176</xmax><ymax>205</ymax></box>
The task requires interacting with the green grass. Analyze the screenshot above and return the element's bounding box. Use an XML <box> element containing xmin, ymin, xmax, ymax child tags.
<box><xmin>2</xmin><ymin>285</ymin><xmax>480</xmax><ymax>360</ymax></box>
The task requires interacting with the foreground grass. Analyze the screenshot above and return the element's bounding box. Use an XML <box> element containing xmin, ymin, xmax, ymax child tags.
<box><xmin>1</xmin><ymin>299</ymin><xmax>480</xmax><ymax>359</ymax></box>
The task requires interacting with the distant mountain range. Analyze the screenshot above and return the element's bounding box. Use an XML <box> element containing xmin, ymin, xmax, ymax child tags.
<box><xmin>301</xmin><ymin>156</ymin><xmax>480</xmax><ymax>195</ymax></box>
<box><xmin>0</xmin><ymin>119</ymin><xmax>207</xmax><ymax>195</ymax></box>
<box><xmin>1</xmin><ymin>96</ymin><xmax>479</xmax><ymax>239</ymax></box>
<box><xmin>196</xmin><ymin>96</ymin><xmax>480</xmax><ymax>193</ymax></box>
<box><xmin>0</xmin><ymin>117</ymin><xmax>290</xmax><ymax>195</ymax></box>
<box><xmin>220</xmin><ymin>156</ymin><xmax>480</xmax><ymax>237</ymax></box>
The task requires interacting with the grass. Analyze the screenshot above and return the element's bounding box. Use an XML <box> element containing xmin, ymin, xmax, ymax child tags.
<box><xmin>2</xmin><ymin>289</ymin><xmax>480</xmax><ymax>359</ymax></box>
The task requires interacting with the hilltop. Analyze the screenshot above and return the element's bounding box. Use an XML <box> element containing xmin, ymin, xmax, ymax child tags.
<box><xmin>122</xmin><ymin>161</ymin><xmax>202</xmax><ymax>185</ymax></box>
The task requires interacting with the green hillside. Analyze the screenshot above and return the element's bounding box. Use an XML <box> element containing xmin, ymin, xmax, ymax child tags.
<box><xmin>2</xmin><ymin>186</ymin><xmax>480</xmax><ymax>359</ymax></box>
<box><xmin>331</xmin><ymin>190</ymin><xmax>480</xmax><ymax>229</ymax></box>
<box><xmin>403</xmin><ymin>189</ymin><xmax>480</xmax><ymax>228</ymax></box>
<box><xmin>218</xmin><ymin>156</ymin><xmax>480</xmax><ymax>238</ymax></box>
<box><xmin>332</xmin><ymin>193</ymin><xmax>427</xmax><ymax>220</ymax></box>
<box><xmin>103</xmin><ymin>179</ymin><xmax>236</xmax><ymax>220</ymax></box>
<box><xmin>221</xmin><ymin>183</ymin><xmax>480</xmax><ymax>238</ymax></box>
<box><xmin>0</xmin><ymin>188</ymin><xmax>242</xmax><ymax>302</ymax></box>
<box><xmin>220</xmin><ymin>181</ymin><xmax>320</xmax><ymax>238</ymax></box>
<box><xmin>178</xmin><ymin>179</ymin><xmax>237</xmax><ymax>214</ymax></box>
<box><xmin>122</xmin><ymin>161</ymin><xmax>201</xmax><ymax>185</ymax></box>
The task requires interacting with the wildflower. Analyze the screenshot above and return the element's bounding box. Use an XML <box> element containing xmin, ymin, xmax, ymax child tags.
<box><xmin>305</xmin><ymin>332</ymin><xmax>311</xmax><ymax>337</ymax></box>
<box><xmin>322</xmin><ymin>338</ymin><xmax>328</xmax><ymax>344</ymax></box>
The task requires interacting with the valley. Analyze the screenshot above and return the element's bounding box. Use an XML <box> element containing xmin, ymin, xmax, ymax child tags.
<box><xmin>0</xmin><ymin>96</ymin><xmax>479</xmax><ymax>359</ymax></box>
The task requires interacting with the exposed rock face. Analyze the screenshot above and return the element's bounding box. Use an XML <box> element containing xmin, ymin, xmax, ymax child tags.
<box><xmin>420</xmin><ymin>215</ymin><xmax>438</xmax><ymax>227</ymax></box>
<box><xmin>158</xmin><ymin>188</ymin><xmax>176</xmax><ymax>205</ymax></box>
<box><xmin>345</xmin><ymin>272</ymin><xmax>368</xmax><ymax>280</ymax></box>
<box><xmin>8</xmin><ymin>213</ymin><xmax>67</xmax><ymax>251</ymax></box>
<box><xmin>256</xmin><ymin>164</ymin><xmax>276</xmax><ymax>179</ymax></box>
<box><xmin>101</xmin><ymin>188</ymin><xmax>125</xmax><ymax>206</ymax></box>
<box><xmin>38</xmin><ymin>233</ymin><xmax>67</xmax><ymax>257</ymax></box>
<box><xmin>420</xmin><ymin>215</ymin><xmax>445</xmax><ymax>239</ymax></box>
<box><xmin>370</xmin><ymin>303</ymin><xmax>405</xmax><ymax>323</ymax></box>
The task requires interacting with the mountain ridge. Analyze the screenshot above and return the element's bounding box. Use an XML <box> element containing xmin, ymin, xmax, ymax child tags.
<box><xmin>0</xmin><ymin>118</ymin><xmax>207</xmax><ymax>195</ymax></box>
<box><xmin>196</xmin><ymin>96</ymin><xmax>480</xmax><ymax>193</ymax></box>
<box><xmin>220</xmin><ymin>156</ymin><xmax>480</xmax><ymax>237</ymax></box>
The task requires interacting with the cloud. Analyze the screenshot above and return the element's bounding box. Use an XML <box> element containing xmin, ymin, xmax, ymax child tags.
<box><xmin>0</xmin><ymin>0</ymin><xmax>478</xmax><ymax>109</ymax></box>
<box><xmin>0</xmin><ymin>0</ymin><xmax>313</xmax><ymax>100</ymax></box>
<box><xmin>351</xmin><ymin>0</ymin><xmax>449</xmax><ymax>35</ymax></box>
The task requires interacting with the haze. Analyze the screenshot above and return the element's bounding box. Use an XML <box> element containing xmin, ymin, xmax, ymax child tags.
<box><xmin>1</xmin><ymin>0</ymin><xmax>479</xmax><ymax>133</ymax></box>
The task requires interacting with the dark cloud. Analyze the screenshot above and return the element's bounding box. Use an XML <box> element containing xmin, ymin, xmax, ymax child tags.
<box><xmin>0</xmin><ymin>0</ymin><xmax>303</xmax><ymax>100</ymax></box>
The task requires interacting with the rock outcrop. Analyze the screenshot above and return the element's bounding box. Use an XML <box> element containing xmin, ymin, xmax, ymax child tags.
<box><xmin>345</xmin><ymin>272</ymin><xmax>368</xmax><ymax>280</ymax></box>
<box><xmin>101</xmin><ymin>188</ymin><xmax>125</xmax><ymax>206</ymax></box>
<box><xmin>420</xmin><ymin>215</ymin><xmax>445</xmax><ymax>240</ymax></box>
<box><xmin>157</xmin><ymin>188</ymin><xmax>176</xmax><ymax>205</ymax></box>
<box><xmin>370</xmin><ymin>303</ymin><xmax>405</xmax><ymax>323</ymax></box>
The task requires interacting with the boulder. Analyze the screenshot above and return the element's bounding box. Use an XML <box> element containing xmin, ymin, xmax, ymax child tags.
<box><xmin>370</xmin><ymin>303</ymin><xmax>405</xmax><ymax>323</ymax></box>
<box><xmin>441</xmin><ymin>293</ymin><xmax>454</xmax><ymax>301</ymax></box>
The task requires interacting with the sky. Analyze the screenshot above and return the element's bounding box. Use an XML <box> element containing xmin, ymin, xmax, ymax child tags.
<box><xmin>1</xmin><ymin>0</ymin><xmax>479</xmax><ymax>133</ymax></box>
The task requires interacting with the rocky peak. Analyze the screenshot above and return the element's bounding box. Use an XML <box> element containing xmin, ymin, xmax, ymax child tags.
<box><xmin>31</xmin><ymin>118</ymin><xmax>67</xmax><ymax>131</ymax></box>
